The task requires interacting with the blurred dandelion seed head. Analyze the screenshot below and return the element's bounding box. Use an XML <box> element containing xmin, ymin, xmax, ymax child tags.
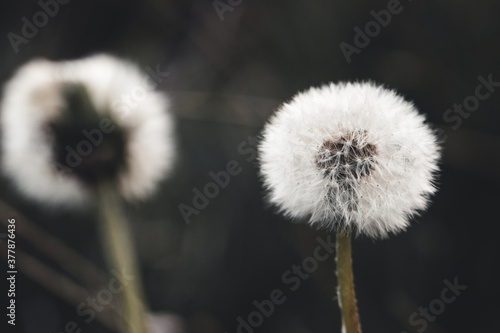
<box><xmin>259</xmin><ymin>81</ymin><xmax>441</xmax><ymax>238</ymax></box>
<box><xmin>1</xmin><ymin>54</ymin><xmax>175</xmax><ymax>205</ymax></box>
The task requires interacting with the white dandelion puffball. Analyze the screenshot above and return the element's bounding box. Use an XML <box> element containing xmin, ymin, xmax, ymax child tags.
<box><xmin>259</xmin><ymin>82</ymin><xmax>440</xmax><ymax>238</ymax></box>
<box><xmin>1</xmin><ymin>54</ymin><xmax>175</xmax><ymax>205</ymax></box>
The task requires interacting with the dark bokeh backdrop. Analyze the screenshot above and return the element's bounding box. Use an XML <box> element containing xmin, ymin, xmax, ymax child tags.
<box><xmin>1</xmin><ymin>1</ymin><xmax>499</xmax><ymax>333</ymax></box>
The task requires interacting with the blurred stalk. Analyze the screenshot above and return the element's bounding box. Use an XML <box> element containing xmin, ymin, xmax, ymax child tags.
<box><xmin>0</xmin><ymin>242</ymin><xmax>119</xmax><ymax>332</ymax></box>
<box><xmin>0</xmin><ymin>199</ymin><xmax>108</xmax><ymax>288</ymax></box>
<box><xmin>98</xmin><ymin>182</ymin><xmax>148</xmax><ymax>333</ymax></box>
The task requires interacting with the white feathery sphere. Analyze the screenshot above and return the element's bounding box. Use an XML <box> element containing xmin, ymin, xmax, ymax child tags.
<box><xmin>1</xmin><ymin>54</ymin><xmax>175</xmax><ymax>205</ymax></box>
<box><xmin>259</xmin><ymin>82</ymin><xmax>440</xmax><ymax>238</ymax></box>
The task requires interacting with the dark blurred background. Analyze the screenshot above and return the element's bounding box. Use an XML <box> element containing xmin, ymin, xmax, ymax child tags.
<box><xmin>1</xmin><ymin>1</ymin><xmax>499</xmax><ymax>332</ymax></box>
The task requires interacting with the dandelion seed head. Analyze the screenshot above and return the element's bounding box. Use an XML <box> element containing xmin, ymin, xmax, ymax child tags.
<box><xmin>259</xmin><ymin>81</ymin><xmax>440</xmax><ymax>238</ymax></box>
<box><xmin>1</xmin><ymin>54</ymin><xmax>175</xmax><ymax>205</ymax></box>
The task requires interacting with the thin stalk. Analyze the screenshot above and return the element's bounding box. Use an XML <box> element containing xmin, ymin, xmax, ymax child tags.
<box><xmin>336</xmin><ymin>230</ymin><xmax>362</xmax><ymax>333</ymax></box>
<box><xmin>98</xmin><ymin>183</ymin><xmax>148</xmax><ymax>333</ymax></box>
<box><xmin>0</xmin><ymin>199</ymin><xmax>108</xmax><ymax>288</ymax></box>
<box><xmin>0</xmin><ymin>243</ymin><xmax>120</xmax><ymax>332</ymax></box>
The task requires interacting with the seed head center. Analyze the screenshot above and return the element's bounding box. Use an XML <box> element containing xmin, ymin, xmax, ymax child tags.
<box><xmin>317</xmin><ymin>130</ymin><xmax>377</xmax><ymax>181</ymax></box>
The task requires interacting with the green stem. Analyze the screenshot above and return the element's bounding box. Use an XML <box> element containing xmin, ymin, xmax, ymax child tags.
<box><xmin>336</xmin><ymin>230</ymin><xmax>362</xmax><ymax>333</ymax></box>
<box><xmin>98</xmin><ymin>183</ymin><xmax>148</xmax><ymax>333</ymax></box>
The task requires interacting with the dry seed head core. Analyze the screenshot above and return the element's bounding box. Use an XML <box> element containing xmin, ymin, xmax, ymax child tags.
<box><xmin>316</xmin><ymin>130</ymin><xmax>377</xmax><ymax>182</ymax></box>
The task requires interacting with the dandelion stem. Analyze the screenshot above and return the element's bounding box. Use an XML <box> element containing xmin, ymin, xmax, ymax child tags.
<box><xmin>336</xmin><ymin>230</ymin><xmax>362</xmax><ymax>333</ymax></box>
<box><xmin>98</xmin><ymin>183</ymin><xmax>148</xmax><ymax>333</ymax></box>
